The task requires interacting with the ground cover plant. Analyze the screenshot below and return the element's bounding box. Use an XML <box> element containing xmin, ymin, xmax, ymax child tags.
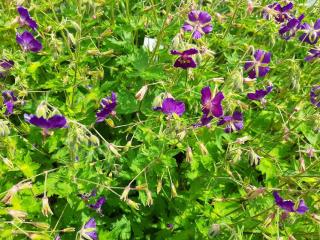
<box><xmin>0</xmin><ymin>0</ymin><xmax>320</xmax><ymax>239</ymax></box>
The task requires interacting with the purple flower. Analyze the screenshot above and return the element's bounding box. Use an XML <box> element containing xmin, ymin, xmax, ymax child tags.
<box><xmin>89</xmin><ymin>196</ymin><xmax>106</xmax><ymax>214</ymax></box>
<box><xmin>217</xmin><ymin>111</ymin><xmax>244</xmax><ymax>133</ymax></box>
<box><xmin>247</xmin><ymin>86</ymin><xmax>273</xmax><ymax>103</ymax></box>
<box><xmin>79</xmin><ymin>189</ymin><xmax>97</xmax><ymax>201</ymax></box>
<box><xmin>2</xmin><ymin>91</ymin><xmax>17</xmax><ymax>115</ymax></box>
<box><xmin>170</xmin><ymin>48</ymin><xmax>198</xmax><ymax>69</ymax></box>
<box><xmin>279</xmin><ymin>14</ymin><xmax>304</xmax><ymax>40</ymax></box>
<box><xmin>310</xmin><ymin>86</ymin><xmax>320</xmax><ymax>107</ymax></box>
<box><xmin>81</xmin><ymin>218</ymin><xmax>98</xmax><ymax>240</ymax></box>
<box><xmin>54</xmin><ymin>235</ymin><xmax>61</xmax><ymax>240</ymax></box>
<box><xmin>305</xmin><ymin>48</ymin><xmax>320</xmax><ymax>61</ymax></box>
<box><xmin>17</xmin><ymin>6</ymin><xmax>38</xmax><ymax>30</ymax></box>
<box><xmin>262</xmin><ymin>2</ymin><xmax>293</xmax><ymax>23</ymax></box>
<box><xmin>16</xmin><ymin>31</ymin><xmax>42</xmax><ymax>52</ymax></box>
<box><xmin>273</xmin><ymin>191</ymin><xmax>308</xmax><ymax>214</ymax></box>
<box><xmin>244</xmin><ymin>50</ymin><xmax>271</xmax><ymax>79</ymax></box>
<box><xmin>24</xmin><ymin>114</ymin><xmax>67</xmax><ymax>130</ymax></box>
<box><xmin>182</xmin><ymin>11</ymin><xmax>212</xmax><ymax>39</ymax></box>
<box><xmin>299</xmin><ymin>19</ymin><xmax>320</xmax><ymax>44</ymax></box>
<box><xmin>0</xmin><ymin>60</ymin><xmax>14</xmax><ymax>78</ymax></box>
<box><xmin>193</xmin><ymin>114</ymin><xmax>213</xmax><ymax>128</ymax></box>
<box><xmin>155</xmin><ymin>98</ymin><xmax>185</xmax><ymax>117</ymax></box>
<box><xmin>201</xmin><ymin>87</ymin><xmax>224</xmax><ymax>117</ymax></box>
<box><xmin>96</xmin><ymin>92</ymin><xmax>117</xmax><ymax>123</ymax></box>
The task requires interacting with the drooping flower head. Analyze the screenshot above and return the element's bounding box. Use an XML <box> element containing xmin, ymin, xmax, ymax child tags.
<box><xmin>89</xmin><ymin>196</ymin><xmax>106</xmax><ymax>214</ymax></box>
<box><xmin>305</xmin><ymin>48</ymin><xmax>320</xmax><ymax>62</ymax></box>
<box><xmin>0</xmin><ymin>60</ymin><xmax>14</xmax><ymax>78</ymax></box>
<box><xmin>244</xmin><ymin>49</ymin><xmax>271</xmax><ymax>79</ymax></box>
<box><xmin>201</xmin><ymin>87</ymin><xmax>224</xmax><ymax>117</ymax></box>
<box><xmin>17</xmin><ymin>6</ymin><xmax>38</xmax><ymax>30</ymax></box>
<box><xmin>247</xmin><ymin>86</ymin><xmax>273</xmax><ymax>104</ymax></box>
<box><xmin>24</xmin><ymin>114</ymin><xmax>67</xmax><ymax>130</ymax></box>
<box><xmin>273</xmin><ymin>191</ymin><xmax>308</xmax><ymax>214</ymax></box>
<box><xmin>279</xmin><ymin>14</ymin><xmax>304</xmax><ymax>40</ymax></box>
<box><xmin>310</xmin><ymin>86</ymin><xmax>320</xmax><ymax>107</ymax></box>
<box><xmin>170</xmin><ymin>48</ymin><xmax>198</xmax><ymax>69</ymax></box>
<box><xmin>182</xmin><ymin>11</ymin><xmax>212</xmax><ymax>39</ymax></box>
<box><xmin>217</xmin><ymin>111</ymin><xmax>244</xmax><ymax>133</ymax></box>
<box><xmin>299</xmin><ymin>19</ymin><xmax>320</xmax><ymax>44</ymax></box>
<box><xmin>96</xmin><ymin>92</ymin><xmax>117</xmax><ymax>123</ymax></box>
<box><xmin>81</xmin><ymin>218</ymin><xmax>98</xmax><ymax>240</ymax></box>
<box><xmin>262</xmin><ymin>2</ymin><xmax>293</xmax><ymax>23</ymax></box>
<box><xmin>2</xmin><ymin>91</ymin><xmax>17</xmax><ymax>115</ymax></box>
<box><xmin>16</xmin><ymin>31</ymin><xmax>42</xmax><ymax>52</ymax></box>
<box><xmin>155</xmin><ymin>98</ymin><xmax>185</xmax><ymax>117</ymax></box>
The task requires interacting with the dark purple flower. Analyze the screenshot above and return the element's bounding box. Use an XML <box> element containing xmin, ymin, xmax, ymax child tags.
<box><xmin>2</xmin><ymin>91</ymin><xmax>17</xmax><ymax>115</ymax></box>
<box><xmin>0</xmin><ymin>60</ymin><xmax>14</xmax><ymax>78</ymax></box>
<box><xmin>170</xmin><ymin>48</ymin><xmax>198</xmax><ymax>69</ymax></box>
<box><xmin>299</xmin><ymin>19</ymin><xmax>320</xmax><ymax>44</ymax></box>
<box><xmin>217</xmin><ymin>111</ymin><xmax>244</xmax><ymax>133</ymax></box>
<box><xmin>310</xmin><ymin>86</ymin><xmax>320</xmax><ymax>107</ymax></box>
<box><xmin>16</xmin><ymin>31</ymin><xmax>42</xmax><ymax>52</ymax></box>
<box><xmin>167</xmin><ymin>223</ymin><xmax>174</xmax><ymax>230</ymax></box>
<box><xmin>279</xmin><ymin>14</ymin><xmax>304</xmax><ymax>40</ymax></box>
<box><xmin>262</xmin><ymin>2</ymin><xmax>293</xmax><ymax>23</ymax></box>
<box><xmin>89</xmin><ymin>196</ymin><xmax>106</xmax><ymax>214</ymax></box>
<box><xmin>273</xmin><ymin>191</ymin><xmax>308</xmax><ymax>214</ymax></box>
<box><xmin>201</xmin><ymin>87</ymin><xmax>224</xmax><ymax>117</ymax></box>
<box><xmin>244</xmin><ymin>50</ymin><xmax>271</xmax><ymax>79</ymax></box>
<box><xmin>182</xmin><ymin>11</ymin><xmax>212</xmax><ymax>39</ymax></box>
<box><xmin>24</xmin><ymin>114</ymin><xmax>67</xmax><ymax>130</ymax></box>
<box><xmin>79</xmin><ymin>189</ymin><xmax>97</xmax><ymax>201</ymax></box>
<box><xmin>81</xmin><ymin>218</ymin><xmax>98</xmax><ymax>240</ymax></box>
<box><xmin>155</xmin><ymin>98</ymin><xmax>185</xmax><ymax>117</ymax></box>
<box><xmin>17</xmin><ymin>6</ymin><xmax>38</xmax><ymax>30</ymax></box>
<box><xmin>247</xmin><ymin>86</ymin><xmax>273</xmax><ymax>103</ymax></box>
<box><xmin>96</xmin><ymin>92</ymin><xmax>117</xmax><ymax>123</ymax></box>
<box><xmin>305</xmin><ymin>48</ymin><xmax>320</xmax><ymax>61</ymax></box>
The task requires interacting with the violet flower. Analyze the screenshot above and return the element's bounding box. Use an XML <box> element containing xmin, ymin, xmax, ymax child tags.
<box><xmin>79</xmin><ymin>189</ymin><xmax>97</xmax><ymax>201</ymax></box>
<box><xmin>310</xmin><ymin>86</ymin><xmax>320</xmax><ymax>107</ymax></box>
<box><xmin>154</xmin><ymin>98</ymin><xmax>185</xmax><ymax>117</ymax></box>
<box><xmin>17</xmin><ymin>6</ymin><xmax>38</xmax><ymax>30</ymax></box>
<box><xmin>273</xmin><ymin>191</ymin><xmax>308</xmax><ymax>214</ymax></box>
<box><xmin>262</xmin><ymin>2</ymin><xmax>293</xmax><ymax>23</ymax></box>
<box><xmin>16</xmin><ymin>31</ymin><xmax>42</xmax><ymax>52</ymax></box>
<box><xmin>81</xmin><ymin>218</ymin><xmax>98</xmax><ymax>240</ymax></box>
<box><xmin>2</xmin><ymin>91</ymin><xmax>17</xmax><ymax>115</ymax></box>
<box><xmin>182</xmin><ymin>11</ymin><xmax>212</xmax><ymax>39</ymax></box>
<box><xmin>96</xmin><ymin>92</ymin><xmax>117</xmax><ymax>123</ymax></box>
<box><xmin>299</xmin><ymin>19</ymin><xmax>320</xmax><ymax>44</ymax></box>
<box><xmin>89</xmin><ymin>196</ymin><xmax>106</xmax><ymax>214</ymax></box>
<box><xmin>201</xmin><ymin>87</ymin><xmax>224</xmax><ymax>117</ymax></box>
<box><xmin>54</xmin><ymin>235</ymin><xmax>61</xmax><ymax>240</ymax></box>
<box><xmin>0</xmin><ymin>60</ymin><xmax>14</xmax><ymax>78</ymax></box>
<box><xmin>305</xmin><ymin>48</ymin><xmax>320</xmax><ymax>61</ymax></box>
<box><xmin>170</xmin><ymin>48</ymin><xmax>198</xmax><ymax>69</ymax></box>
<box><xmin>24</xmin><ymin>114</ymin><xmax>67</xmax><ymax>130</ymax></box>
<box><xmin>247</xmin><ymin>86</ymin><xmax>273</xmax><ymax>104</ymax></box>
<box><xmin>279</xmin><ymin>14</ymin><xmax>304</xmax><ymax>40</ymax></box>
<box><xmin>244</xmin><ymin>49</ymin><xmax>271</xmax><ymax>79</ymax></box>
<box><xmin>193</xmin><ymin>114</ymin><xmax>213</xmax><ymax>128</ymax></box>
<box><xmin>217</xmin><ymin>111</ymin><xmax>244</xmax><ymax>133</ymax></box>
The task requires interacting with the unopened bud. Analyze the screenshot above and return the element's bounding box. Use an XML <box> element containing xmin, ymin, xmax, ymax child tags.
<box><xmin>235</xmin><ymin>136</ymin><xmax>250</xmax><ymax>144</ymax></box>
<box><xmin>156</xmin><ymin>179</ymin><xmax>162</xmax><ymax>194</ymax></box>
<box><xmin>87</xmin><ymin>49</ymin><xmax>100</xmax><ymax>56</ymax></box>
<box><xmin>108</xmin><ymin>143</ymin><xmax>121</xmax><ymax>158</ymax></box>
<box><xmin>41</xmin><ymin>197</ymin><xmax>53</xmax><ymax>217</ymax></box>
<box><xmin>135</xmin><ymin>184</ymin><xmax>147</xmax><ymax>191</ymax></box>
<box><xmin>30</xmin><ymin>222</ymin><xmax>50</xmax><ymax>230</ymax></box>
<box><xmin>249</xmin><ymin>149</ymin><xmax>261</xmax><ymax>166</ymax></box>
<box><xmin>177</xmin><ymin>130</ymin><xmax>187</xmax><ymax>141</ymax></box>
<box><xmin>199</xmin><ymin>142</ymin><xmax>209</xmax><ymax>155</ymax></box>
<box><xmin>146</xmin><ymin>189</ymin><xmax>153</xmax><ymax>206</ymax></box>
<box><xmin>120</xmin><ymin>186</ymin><xmax>130</xmax><ymax>201</ymax></box>
<box><xmin>186</xmin><ymin>146</ymin><xmax>193</xmax><ymax>163</ymax></box>
<box><xmin>299</xmin><ymin>158</ymin><xmax>306</xmax><ymax>173</ymax></box>
<box><xmin>126</xmin><ymin>199</ymin><xmax>140</xmax><ymax>210</ymax></box>
<box><xmin>171</xmin><ymin>183</ymin><xmax>177</xmax><ymax>198</ymax></box>
<box><xmin>311</xmin><ymin>213</ymin><xmax>320</xmax><ymax>223</ymax></box>
<box><xmin>135</xmin><ymin>85</ymin><xmax>148</xmax><ymax>101</ymax></box>
<box><xmin>306</xmin><ymin>147</ymin><xmax>316</xmax><ymax>158</ymax></box>
<box><xmin>89</xmin><ymin>135</ymin><xmax>100</xmax><ymax>146</ymax></box>
<box><xmin>246</xmin><ymin>186</ymin><xmax>265</xmax><ymax>199</ymax></box>
<box><xmin>61</xmin><ymin>227</ymin><xmax>76</xmax><ymax>233</ymax></box>
<box><xmin>264</xmin><ymin>212</ymin><xmax>275</xmax><ymax>227</ymax></box>
<box><xmin>8</xmin><ymin>209</ymin><xmax>28</xmax><ymax>219</ymax></box>
<box><xmin>0</xmin><ymin>120</ymin><xmax>10</xmax><ymax>137</ymax></box>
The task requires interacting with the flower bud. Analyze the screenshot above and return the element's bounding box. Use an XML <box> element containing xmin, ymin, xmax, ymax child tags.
<box><xmin>120</xmin><ymin>186</ymin><xmax>130</xmax><ymax>201</ymax></box>
<box><xmin>156</xmin><ymin>179</ymin><xmax>162</xmax><ymax>194</ymax></box>
<box><xmin>264</xmin><ymin>212</ymin><xmax>275</xmax><ymax>227</ymax></box>
<box><xmin>306</xmin><ymin>147</ymin><xmax>316</xmax><ymax>158</ymax></box>
<box><xmin>87</xmin><ymin>49</ymin><xmax>100</xmax><ymax>56</ymax></box>
<box><xmin>7</xmin><ymin>209</ymin><xmax>28</xmax><ymax>220</ymax></box>
<box><xmin>135</xmin><ymin>85</ymin><xmax>148</xmax><ymax>101</ymax></box>
<box><xmin>2</xmin><ymin>181</ymin><xmax>32</xmax><ymax>205</ymax></box>
<box><xmin>108</xmin><ymin>143</ymin><xmax>121</xmax><ymax>158</ymax></box>
<box><xmin>135</xmin><ymin>184</ymin><xmax>147</xmax><ymax>191</ymax></box>
<box><xmin>0</xmin><ymin>120</ymin><xmax>10</xmax><ymax>137</ymax></box>
<box><xmin>126</xmin><ymin>199</ymin><xmax>140</xmax><ymax>210</ymax></box>
<box><xmin>89</xmin><ymin>135</ymin><xmax>100</xmax><ymax>146</ymax></box>
<box><xmin>235</xmin><ymin>136</ymin><xmax>250</xmax><ymax>144</ymax></box>
<box><xmin>299</xmin><ymin>157</ymin><xmax>306</xmax><ymax>173</ymax></box>
<box><xmin>61</xmin><ymin>227</ymin><xmax>76</xmax><ymax>232</ymax></box>
<box><xmin>171</xmin><ymin>183</ymin><xmax>177</xmax><ymax>198</ymax></box>
<box><xmin>246</xmin><ymin>186</ymin><xmax>265</xmax><ymax>199</ymax></box>
<box><xmin>249</xmin><ymin>149</ymin><xmax>261</xmax><ymax>166</ymax></box>
<box><xmin>199</xmin><ymin>142</ymin><xmax>209</xmax><ymax>155</ymax></box>
<box><xmin>146</xmin><ymin>189</ymin><xmax>153</xmax><ymax>206</ymax></box>
<box><xmin>36</xmin><ymin>101</ymin><xmax>48</xmax><ymax>118</ymax></box>
<box><xmin>186</xmin><ymin>146</ymin><xmax>193</xmax><ymax>163</ymax></box>
<box><xmin>177</xmin><ymin>130</ymin><xmax>187</xmax><ymax>141</ymax></box>
<box><xmin>30</xmin><ymin>222</ymin><xmax>50</xmax><ymax>229</ymax></box>
<box><xmin>41</xmin><ymin>197</ymin><xmax>53</xmax><ymax>217</ymax></box>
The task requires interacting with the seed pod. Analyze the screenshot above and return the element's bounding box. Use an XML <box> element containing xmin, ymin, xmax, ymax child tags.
<box><xmin>186</xmin><ymin>146</ymin><xmax>193</xmax><ymax>163</ymax></box>
<box><xmin>199</xmin><ymin>142</ymin><xmax>209</xmax><ymax>155</ymax></box>
<box><xmin>135</xmin><ymin>85</ymin><xmax>148</xmax><ymax>101</ymax></box>
<box><xmin>146</xmin><ymin>189</ymin><xmax>153</xmax><ymax>206</ymax></box>
<box><xmin>120</xmin><ymin>186</ymin><xmax>130</xmax><ymax>201</ymax></box>
<box><xmin>41</xmin><ymin>196</ymin><xmax>53</xmax><ymax>217</ymax></box>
